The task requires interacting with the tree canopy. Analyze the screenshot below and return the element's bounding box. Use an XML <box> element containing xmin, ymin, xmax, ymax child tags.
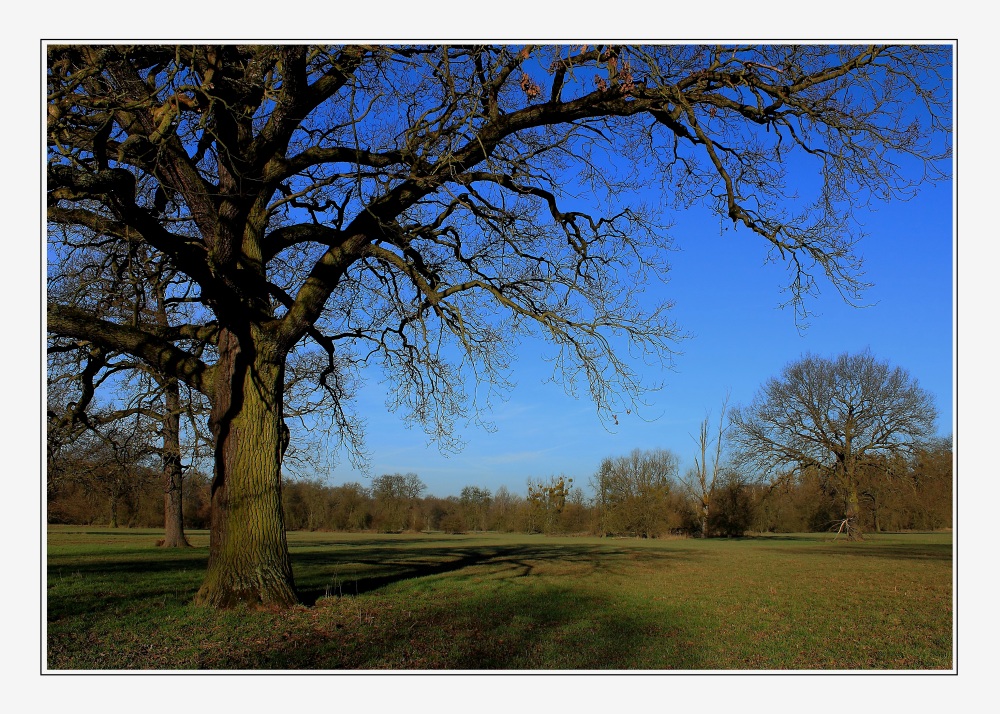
<box><xmin>729</xmin><ymin>350</ymin><xmax>938</xmax><ymax>538</ymax></box>
<box><xmin>47</xmin><ymin>44</ymin><xmax>951</xmax><ymax>606</ymax></box>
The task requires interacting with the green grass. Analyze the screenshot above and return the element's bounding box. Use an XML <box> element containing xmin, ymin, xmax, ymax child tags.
<box><xmin>46</xmin><ymin>527</ymin><xmax>953</xmax><ymax>670</ymax></box>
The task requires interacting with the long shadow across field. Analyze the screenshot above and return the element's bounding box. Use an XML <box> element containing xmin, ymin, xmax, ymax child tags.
<box><xmin>803</xmin><ymin>542</ymin><xmax>952</xmax><ymax>562</ymax></box>
<box><xmin>215</xmin><ymin>582</ymin><xmax>699</xmax><ymax>670</ymax></box>
<box><xmin>232</xmin><ymin>541</ymin><xmax>702</xmax><ymax>669</ymax></box>
<box><xmin>48</xmin><ymin>539</ymin><xmax>686</xmax><ymax>616</ymax></box>
<box><xmin>291</xmin><ymin>541</ymin><xmax>690</xmax><ymax>605</ymax></box>
<box><xmin>49</xmin><ymin>538</ymin><xmax>706</xmax><ymax>669</ymax></box>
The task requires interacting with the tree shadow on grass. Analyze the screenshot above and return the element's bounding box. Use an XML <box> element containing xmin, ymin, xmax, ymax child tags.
<box><xmin>49</xmin><ymin>537</ymin><xmax>704</xmax><ymax>670</ymax></box>
<box><xmin>296</xmin><ymin>546</ymin><xmax>499</xmax><ymax>605</ymax></box>
<box><xmin>291</xmin><ymin>535</ymin><xmax>485</xmax><ymax>548</ymax></box>
<box><xmin>47</xmin><ymin>552</ymin><xmax>209</xmax><ymax>621</ymax></box>
<box><xmin>208</xmin><ymin>579</ymin><xmax>702</xmax><ymax>670</ymax></box>
<box><xmin>803</xmin><ymin>543</ymin><xmax>952</xmax><ymax>562</ymax></box>
<box><xmin>292</xmin><ymin>542</ymin><xmax>694</xmax><ymax>606</ymax></box>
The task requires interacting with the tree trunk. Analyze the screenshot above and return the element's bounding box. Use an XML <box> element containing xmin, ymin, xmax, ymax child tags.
<box><xmin>154</xmin><ymin>279</ymin><xmax>190</xmax><ymax>548</ymax></box>
<box><xmin>160</xmin><ymin>376</ymin><xmax>190</xmax><ymax>547</ymax></box>
<box><xmin>845</xmin><ymin>484</ymin><xmax>863</xmax><ymax>540</ymax></box>
<box><xmin>194</xmin><ymin>328</ymin><xmax>296</xmax><ymax>608</ymax></box>
<box><xmin>836</xmin><ymin>451</ymin><xmax>864</xmax><ymax>540</ymax></box>
<box><xmin>864</xmin><ymin>491</ymin><xmax>882</xmax><ymax>533</ymax></box>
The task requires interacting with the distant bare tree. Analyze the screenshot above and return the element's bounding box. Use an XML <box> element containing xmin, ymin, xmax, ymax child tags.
<box><xmin>48</xmin><ymin>413</ymin><xmax>158</xmax><ymax>528</ymax></box>
<box><xmin>593</xmin><ymin>449</ymin><xmax>680</xmax><ymax>537</ymax></box>
<box><xmin>371</xmin><ymin>473</ymin><xmax>426</xmax><ymax>532</ymax></box>
<box><xmin>681</xmin><ymin>394</ymin><xmax>730</xmax><ymax>537</ymax></box>
<box><xmin>488</xmin><ymin>485</ymin><xmax>523</xmax><ymax>533</ymax></box>
<box><xmin>460</xmin><ymin>485</ymin><xmax>493</xmax><ymax>532</ymax></box>
<box><xmin>47</xmin><ymin>239</ymin><xmax>211</xmax><ymax>546</ymax></box>
<box><xmin>526</xmin><ymin>475</ymin><xmax>575</xmax><ymax>534</ymax></box>
<box><xmin>730</xmin><ymin>351</ymin><xmax>938</xmax><ymax>539</ymax></box>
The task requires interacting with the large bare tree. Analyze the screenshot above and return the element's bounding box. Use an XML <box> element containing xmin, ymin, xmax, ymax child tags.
<box><xmin>729</xmin><ymin>350</ymin><xmax>938</xmax><ymax>538</ymax></box>
<box><xmin>46</xmin><ymin>44</ymin><xmax>950</xmax><ymax>606</ymax></box>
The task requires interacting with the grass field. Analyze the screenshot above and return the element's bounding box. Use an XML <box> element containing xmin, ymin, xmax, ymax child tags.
<box><xmin>45</xmin><ymin>527</ymin><xmax>953</xmax><ymax>670</ymax></box>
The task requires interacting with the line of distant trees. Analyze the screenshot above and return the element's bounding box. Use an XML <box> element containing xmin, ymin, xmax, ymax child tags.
<box><xmin>47</xmin><ymin>351</ymin><xmax>952</xmax><ymax>538</ymax></box>
<box><xmin>47</xmin><ymin>436</ymin><xmax>951</xmax><ymax>537</ymax></box>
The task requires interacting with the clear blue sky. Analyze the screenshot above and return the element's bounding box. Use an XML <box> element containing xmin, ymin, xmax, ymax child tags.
<box><xmin>330</xmin><ymin>172</ymin><xmax>954</xmax><ymax>498</ymax></box>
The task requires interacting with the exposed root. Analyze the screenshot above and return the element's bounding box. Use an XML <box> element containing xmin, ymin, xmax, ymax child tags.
<box><xmin>829</xmin><ymin>517</ymin><xmax>865</xmax><ymax>541</ymax></box>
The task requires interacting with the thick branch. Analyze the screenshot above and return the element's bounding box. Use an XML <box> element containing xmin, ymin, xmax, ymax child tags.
<box><xmin>48</xmin><ymin>303</ymin><xmax>215</xmax><ymax>399</ymax></box>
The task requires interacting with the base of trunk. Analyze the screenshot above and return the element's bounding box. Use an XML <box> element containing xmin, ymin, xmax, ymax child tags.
<box><xmin>193</xmin><ymin>570</ymin><xmax>298</xmax><ymax>609</ymax></box>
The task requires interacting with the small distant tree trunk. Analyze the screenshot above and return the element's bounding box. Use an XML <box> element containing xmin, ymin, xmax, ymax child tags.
<box><xmin>154</xmin><ymin>280</ymin><xmax>190</xmax><ymax>548</ymax></box>
<box><xmin>193</xmin><ymin>329</ymin><xmax>297</xmax><ymax>608</ymax></box>
<box><xmin>863</xmin><ymin>491</ymin><xmax>882</xmax><ymax>533</ymax></box>
<box><xmin>834</xmin><ymin>451</ymin><xmax>864</xmax><ymax>540</ymax></box>
<box><xmin>160</xmin><ymin>377</ymin><xmax>190</xmax><ymax>547</ymax></box>
<box><xmin>845</xmin><ymin>484</ymin><xmax>863</xmax><ymax>540</ymax></box>
<box><xmin>700</xmin><ymin>499</ymin><xmax>709</xmax><ymax>538</ymax></box>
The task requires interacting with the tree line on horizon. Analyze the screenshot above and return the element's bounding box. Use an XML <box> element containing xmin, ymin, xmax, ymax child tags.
<box><xmin>47</xmin><ymin>435</ymin><xmax>952</xmax><ymax>538</ymax></box>
<box><xmin>49</xmin><ymin>336</ymin><xmax>951</xmax><ymax>540</ymax></box>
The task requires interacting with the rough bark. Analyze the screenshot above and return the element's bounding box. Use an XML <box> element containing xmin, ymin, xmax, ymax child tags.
<box><xmin>193</xmin><ymin>328</ymin><xmax>296</xmax><ymax>608</ymax></box>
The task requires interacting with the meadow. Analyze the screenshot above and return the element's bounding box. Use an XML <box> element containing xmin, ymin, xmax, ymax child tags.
<box><xmin>45</xmin><ymin>527</ymin><xmax>953</xmax><ymax>670</ymax></box>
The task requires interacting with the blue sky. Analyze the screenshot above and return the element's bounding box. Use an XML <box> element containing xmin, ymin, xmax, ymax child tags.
<box><xmin>330</xmin><ymin>171</ymin><xmax>954</xmax><ymax>498</ymax></box>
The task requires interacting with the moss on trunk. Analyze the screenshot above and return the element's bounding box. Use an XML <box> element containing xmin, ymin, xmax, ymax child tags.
<box><xmin>194</xmin><ymin>329</ymin><xmax>296</xmax><ymax>608</ymax></box>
